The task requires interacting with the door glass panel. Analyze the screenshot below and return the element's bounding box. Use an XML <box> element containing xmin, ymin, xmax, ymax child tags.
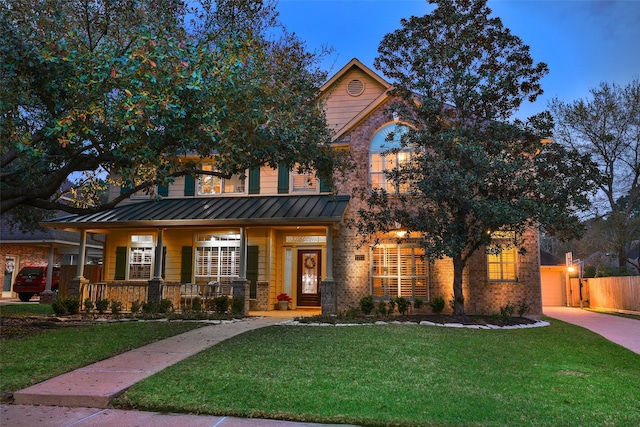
<box><xmin>301</xmin><ymin>253</ymin><xmax>318</xmax><ymax>294</ymax></box>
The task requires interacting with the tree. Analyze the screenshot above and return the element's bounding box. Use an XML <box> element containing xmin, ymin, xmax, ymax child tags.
<box><xmin>353</xmin><ymin>0</ymin><xmax>599</xmax><ymax>316</ymax></box>
<box><xmin>1</xmin><ymin>0</ymin><xmax>334</xmax><ymax>219</ymax></box>
<box><xmin>550</xmin><ymin>80</ymin><xmax>640</xmax><ymax>268</ymax></box>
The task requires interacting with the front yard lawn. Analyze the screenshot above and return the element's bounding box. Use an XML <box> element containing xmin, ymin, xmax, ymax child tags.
<box><xmin>115</xmin><ymin>319</ymin><xmax>640</xmax><ymax>427</ymax></box>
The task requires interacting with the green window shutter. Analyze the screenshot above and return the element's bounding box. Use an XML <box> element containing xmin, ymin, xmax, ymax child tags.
<box><xmin>181</xmin><ymin>246</ymin><xmax>193</xmax><ymax>283</ymax></box>
<box><xmin>115</xmin><ymin>246</ymin><xmax>127</xmax><ymax>280</ymax></box>
<box><xmin>247</xmin><ymin>245</ymin><xmax>259</xmax><ymax>299</ymax></box>
<box><xmin>162</xmin><ymin>247</ymin><xmax>167</xmax><ymax>279</ymax></box>
<box><xmin>319</xmin><ymin>176</ymin><xmax>331</xmax><ymax>193</ymax></box>
<box><xmin>184</xmin><ymin>175</ymin><xmax>195</xmax><ymax>196</ymax></box>
<box><xmin>248</xmin><ymin>168</ymin><xmax>260</xmax><ymax>194</ymax></box>
<box><xmin>277</xmin><ymin>163</ymin><xmax>289</xmax><ymax>194</ymax></box>
<box><xmin>158</xmin><ymin>184</ymin><xmax>169</xmax><ymax>197</ymax></box>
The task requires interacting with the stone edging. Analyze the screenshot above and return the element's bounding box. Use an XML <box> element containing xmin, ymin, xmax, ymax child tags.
<box><xmin>278</xmin><ymin>319</ymin><xmax>551</xmax><ymax>329</ymax></box>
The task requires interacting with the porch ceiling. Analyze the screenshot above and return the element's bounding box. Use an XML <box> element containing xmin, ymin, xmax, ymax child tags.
<box><xmin>43</xmin><ymin>195</ymin><xmax>350</xmax><ymax>230</ymax></box>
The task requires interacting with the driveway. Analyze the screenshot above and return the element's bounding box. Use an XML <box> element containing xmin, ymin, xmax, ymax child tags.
<box><xmin>543</xmin><ymin>306</ymin><xmax>640</xmax><ymax>354</ymax></box>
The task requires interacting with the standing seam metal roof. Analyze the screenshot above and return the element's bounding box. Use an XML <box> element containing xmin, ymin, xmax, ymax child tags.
<box><xmin>43</xmin><ymin>195</ymin><xmax>350</xmax><ymax>228</ymax></box>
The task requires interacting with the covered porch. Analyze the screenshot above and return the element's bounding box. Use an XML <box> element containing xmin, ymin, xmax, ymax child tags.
<box><xmin>43</xmin><ymin>195</ymin><xmax>349</xmax><ymax>315</ymax></box>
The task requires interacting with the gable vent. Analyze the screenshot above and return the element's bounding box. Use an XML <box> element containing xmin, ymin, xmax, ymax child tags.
<box><xmin>347</xmin><ymin>79</ymin><xmax>365</xmax><ymax>96</ymax></box>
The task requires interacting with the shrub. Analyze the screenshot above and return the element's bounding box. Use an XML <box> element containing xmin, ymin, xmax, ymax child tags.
<box><xmin>360</xmin><ymin>295</ymin><xmax>375</xmax><ymax>315</ymax></box>
<box><xmin>413</xmin><ymin>297</ymin><xmax>424</xmax><ymax>309</ymax></box>
<box><xmin>429</xmin><ymin>296</ymin><xmax>445</xmax><ymax>314</ymax></box>
<box><xmin>110</xmin><ymin>300</ymin><xmax>123</xmax><ymax>315</ymax></box>
<box><xmin>499</xmin><ymin>302</ymin><xmax>515</xmax><ymax>322</ymax></box>
<box><xmin>231</xmin><ymin>296</ymin><xmax>244</xmax><ymax>315</ymax></box>
<box><xmin>52</xmin><ymin>297</ymin><xmax>80</xmax><ymax>316</ymax></box>
<box><xmin>95</xmin><ymin>299</ymin><xmax>109</xmax><ymax>314</ymax></box>
<box><xmin>52</xmin><ymin>297</ymin><xmax>67</xmax><ymax>316</ymax></box>
<box><xmin>387</xmin><ymin>299</ymin><xmax>396</xmax><ymax>315</ymax></box>
<box><xmin>517</xmin><ymin>299</ymin><xmax>530</xmax><ymax>317</ymax></box>
<box><xmin>377</xmin><ymin>301</ymin><xmax>387</xmax><ymax>316</ymax></box>
<box><xmin>130</xmin><ymin>300</ymin><xmax>141</xmax><ymax>315</ymax></box>
<box><xmin>142</xmin><ymin>301</ymin><xmax>157</xmax><ymax>314</ymax></box>
<box><xmin>214</xmin><ymin>295</ymin><xmax>229</xmax><ymax>314</ymax></box>
<box><xmin>83</xmin><ymin>298</ymin><xmax>94</xmax><ymax>313</ymax></box>
<box><xmin>395</xmin><ymin>297</ymin><xmax>410</xmax><ymax>315</ymax></box>
<box><xmin>158</xmin><ymin>298</ymin><xmax>173</xmax><ymax>314</ymax></box>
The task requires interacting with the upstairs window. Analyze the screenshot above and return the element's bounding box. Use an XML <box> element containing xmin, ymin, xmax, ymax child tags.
<box><xmin>292</xmin><ymin>169</ymin><xmax>318</xmax><ymax>192</ymax></box>
<box><xmin>198</xmin><ymin>164</ymin><xmax>245</xmax><ymax>195</ymax></box>
<box><xmin>370</xmin><ymin>123</ymin><xmax>412</xmax><ymax>194</ymax></box>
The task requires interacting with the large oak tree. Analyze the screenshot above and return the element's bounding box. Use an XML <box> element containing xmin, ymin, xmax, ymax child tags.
<box><xmin>354</xmin><ymin>0</ymin><xmax>599</xmax><ymax>316</ymax></box>
<box><xmin>1</xmin><ymin>0</ymin><xmax>334</xmax><ymax>221</ymax></box>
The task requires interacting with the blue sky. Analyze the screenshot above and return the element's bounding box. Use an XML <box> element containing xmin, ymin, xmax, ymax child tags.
<box><xmin>276</xmin><ymin>0</ymin><xmax>640</xmax><ymax>120</ymax></box>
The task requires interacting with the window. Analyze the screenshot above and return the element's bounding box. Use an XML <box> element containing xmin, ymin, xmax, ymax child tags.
<box><xmin>487</xmin><ymin>232</ymin><xmax>518</xmax><ymax>282</ymax></box>
<box><xmin>371</xmin><ymin>244</ymin><xmax>428</xmax><ymax>299</ymax></box>
<box><xmin>197</xmin><ymin>164</ymin><xmax>245</xmax><ymax>195</ymax></box>
<box><xmin>370</xmin><ymin>123</ymin><xmax>411</xmax><ymax>193</ymax></box>
<box><xmin>291</xmin><ymin>169</ymin><xmax>318</xmax><ymax>192</ymax></box>
<box><xmin>194</xmin><ymin>234</ymin><xmax>240</xmax><ymax>284</ymax></box>
<box><xmin>129</xmin><ymin>235</ymin><xmax>154</xmax><ymax>280</ymax></box>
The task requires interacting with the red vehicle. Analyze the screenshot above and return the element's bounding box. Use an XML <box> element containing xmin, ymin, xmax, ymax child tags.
<box><xmin>12</xmin><ymin>265</ymin><xmax>60</xmax><ymax>302</ymax></box>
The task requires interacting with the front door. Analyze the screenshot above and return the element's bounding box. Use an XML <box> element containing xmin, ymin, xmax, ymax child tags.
<box><xmin>297</xmin><ymin>250</ymin><xmax>321</xmax><ymax>306</ymax></box>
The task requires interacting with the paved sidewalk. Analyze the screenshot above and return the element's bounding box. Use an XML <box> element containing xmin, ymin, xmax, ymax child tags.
<box><xmin>543</xmin><ymin>306</ymin><xmax>640</xmax><ymax>354</ymax></box>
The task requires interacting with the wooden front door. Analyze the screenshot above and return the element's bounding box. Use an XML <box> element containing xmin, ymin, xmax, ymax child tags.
<box><xmin>297</xmin><ymin>250</ymin><xmax>321</xmax><ymax>306</ymax></box>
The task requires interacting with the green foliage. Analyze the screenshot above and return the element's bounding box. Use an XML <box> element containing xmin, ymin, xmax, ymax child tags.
<box><xmin>359</xmin><ymin>295</ymin><xmax>375</xmax><ymax>315</ymax></box>
<box><xmin>516</xmin><ymin>299</ymin><xmax>530</xmax><ymax>317</ymax></box>
<box><xmin>1</xmin><ymin>0</ymin><xmax>335</xmax><ymax>215</ymax></box>
<box><xmin>413</xmin><ymin>297</ymin><xmax>424</xmax><ymax>309</ymax></box>
<box><xmin>158</xmin><ymin>299</ymin><xmax>173</xmax><ymax>314</ymax></box>
<box><xmin>499</xmin><ymin>302</ymin><xmax>516</xmax><ymax>322</ymax></box>
<box><xmin>214</xmin><ymin>295</ymin><xmax>229</xmax><ymax>314</ymax></box>
<box><xmin>83</xmin><ymin>299</ymin><xmax>94</xmax><ymax>313</ymax></box>
<box><xmin>52</xmin><ymin>297</ymin><xmax>80</xmax><ymax>316</ymax></box>
<box><xmin>377</xmin><ymin>301</ymin><xmax>388</xmax><ymax>316</ymax></box>
<box><xmin>130</xmin><ymin>300</ymin><xmax>141</xmax><ymax>315</ymax></box>
<box><xmin>429</xmin><ymin>296</ymin><xmax>446</xmax><ymax>314</ymax></box>
<box><xmin>191</xmin><ymin>296</ymin><xmax>203</xmax><ymax>312</ymax></box>
<box><xmin>230</xmin><ymin>296</ymin><xmax>244</xmax><ymax>316</ymax></box>
<box><xmin>394</xmin><ymin>297</ymin><xmax>410</xmax><ymax>315</ymax></box>
<box><xmin>354</xmin><ymin>0</ymin><xmax>598</xmax><ymax>317</ymax></box>
<box><xmin>95</xmin><ymin>299</ymin><xmax>109</xmax><ymax>314</ymax></box>
<box><xmin>110</xmin><ymin>300</ymin><xmax>123</xmax><ymax>315</ymax></box>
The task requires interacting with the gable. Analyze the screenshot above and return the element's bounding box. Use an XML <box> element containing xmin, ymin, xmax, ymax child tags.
<box><xmin>320</xmin><ymin>59</ymin><xmax>391</xmax><ymax>141</ymax></box>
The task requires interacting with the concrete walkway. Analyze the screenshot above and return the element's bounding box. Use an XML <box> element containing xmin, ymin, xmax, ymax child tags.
<box><xmin>543</xmin><ymin>306</ymin><xmax>640</xmax><ymax>354</ymax></box>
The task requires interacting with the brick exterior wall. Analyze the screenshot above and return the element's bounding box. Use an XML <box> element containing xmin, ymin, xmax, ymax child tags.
<box><xmin>1</xmin><ymin>245</ymin><xmax>64</xmax><ymax>274</ymax></box>
<box><xmin>330</xmin><ymin>98</ymin><xmax>542</xmax><ymax>317</ymax></box>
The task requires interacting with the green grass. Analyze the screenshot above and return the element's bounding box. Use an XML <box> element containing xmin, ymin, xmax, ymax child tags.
<box><xmin>1</xmin><ymin>319</ymin><xmax>204</xmax><ymax>395</ymax></box>
<box><xmin>116</xmin><ymin>320</ymin><xmax>640</xmax><ymax>427</ymax></box>
<box><xmin>0</xmin><ymin>303</ymin><xmax>55</xmax><ymax>317</ymax></box>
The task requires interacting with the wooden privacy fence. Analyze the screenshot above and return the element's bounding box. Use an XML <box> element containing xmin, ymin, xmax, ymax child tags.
<box><xmin>587</xmin><ymin>276</ymin><xmax>640</xmax><ymax>314</ymax></box>
<box><xmin>570</xmin><ymin>276</ymin><xmax>640</xmax><ymax>314</ymax></box>
<box><xmin>58</xmin><ymin>265</ymin><xmax>102</xmax><ymax>297</ymax></box>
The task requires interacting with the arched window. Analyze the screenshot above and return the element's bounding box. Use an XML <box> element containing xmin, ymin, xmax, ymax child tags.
<box><xmin>369</xmin><ymin>123</ymin><xmax>411</xmax><ymax>193</ymax></box>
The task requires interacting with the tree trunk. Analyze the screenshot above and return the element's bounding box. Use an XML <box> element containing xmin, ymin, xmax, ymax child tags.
<box><xmin>452</xmin><ymin>254</ymin><xmax>466</xmax><ymax>317</ymax></box>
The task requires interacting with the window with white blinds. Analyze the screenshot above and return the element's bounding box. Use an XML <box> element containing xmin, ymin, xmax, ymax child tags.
<box><xmin>371</xmin><ymin>245</ymin><xmax>428</xmax><ymax>299</ymax></box>
<box><xmin>195</xmin><ymin>234</ymin><xmax>240</xmax><ymax>284</ymax></box>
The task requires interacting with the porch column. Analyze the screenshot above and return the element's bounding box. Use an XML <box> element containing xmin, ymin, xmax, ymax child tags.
<box><xmin>321</xmin><ymin>225</ymin><xmax>337</xmax><ymax>314</ymax></box>
<box><xmin>40</xmin><ymin>243</ymin><xmax>57</xmax><ymax>304</ymax></box>
<box><xmin>239</xmin><ymin>227</ymin><xmax>246</xmax><ymax>280</ymax></box>
<box><xmin>75</xmin><ymin>229</ymin><xmax>87</xmax><ymax>279</ymax></box>
<box><xmin>325</xmin><ymin>225</ymin><xmax>334</xmax><ymax>281</ymax></box>
<box><xmin>148</xmin><ymin>228</ymin><xmax>165</xmax><ymax>305</ymax></box>
<box><xmin>67</xmin><ymin>229</ymin><xmax>88</xmax><ymax>300</ymax></box>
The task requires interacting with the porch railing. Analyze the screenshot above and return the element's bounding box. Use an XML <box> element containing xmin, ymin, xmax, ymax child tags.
<box><xmin>81</xmin><ymin>281</ymin><xmax>234</xmax><ymax>313</ymax></box>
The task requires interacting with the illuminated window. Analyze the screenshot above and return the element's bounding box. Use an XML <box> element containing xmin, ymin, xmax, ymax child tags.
<box><xmin>194</xmin><ymin>234</ymin><xmax>240</xmax><ymax>284</ymax></box>
<box><xmin>292</xmin><ymin>168</ymin><xmax>318</xmax><ymax>192</ymax></box>
<box><xmin>371</xmin><ymin>244</ymin><xmax>428</xmax><ymax>299</ymax></box>
<box><xmin>198</xmin><ymin>164</ymin><xmax>245</xmax><ymax>195</ymax></box>
<box><xmin>129</xmin><ymin>234</ymin><xmax>154</xmax><ymax>280</ymax></box>
<box><xmin>370</xmin><ymin>123</ymin><xmax>412</xmax><ymax>193</ymax></box>
<box><xmin>487</xmin><ymin>232</ymin><xmax>518</xmax><ymax>282</ymax></box>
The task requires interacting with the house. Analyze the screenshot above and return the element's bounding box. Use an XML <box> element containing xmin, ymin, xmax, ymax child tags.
<box><xmin>42</xmin><ymin>58</ymin><xmax>543</xmax><ymax>316</ymax></box>
<box><xmin>1</xmin><ymin>217</ymin><xmax>103</xmax><ymax>299</ymax></box>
